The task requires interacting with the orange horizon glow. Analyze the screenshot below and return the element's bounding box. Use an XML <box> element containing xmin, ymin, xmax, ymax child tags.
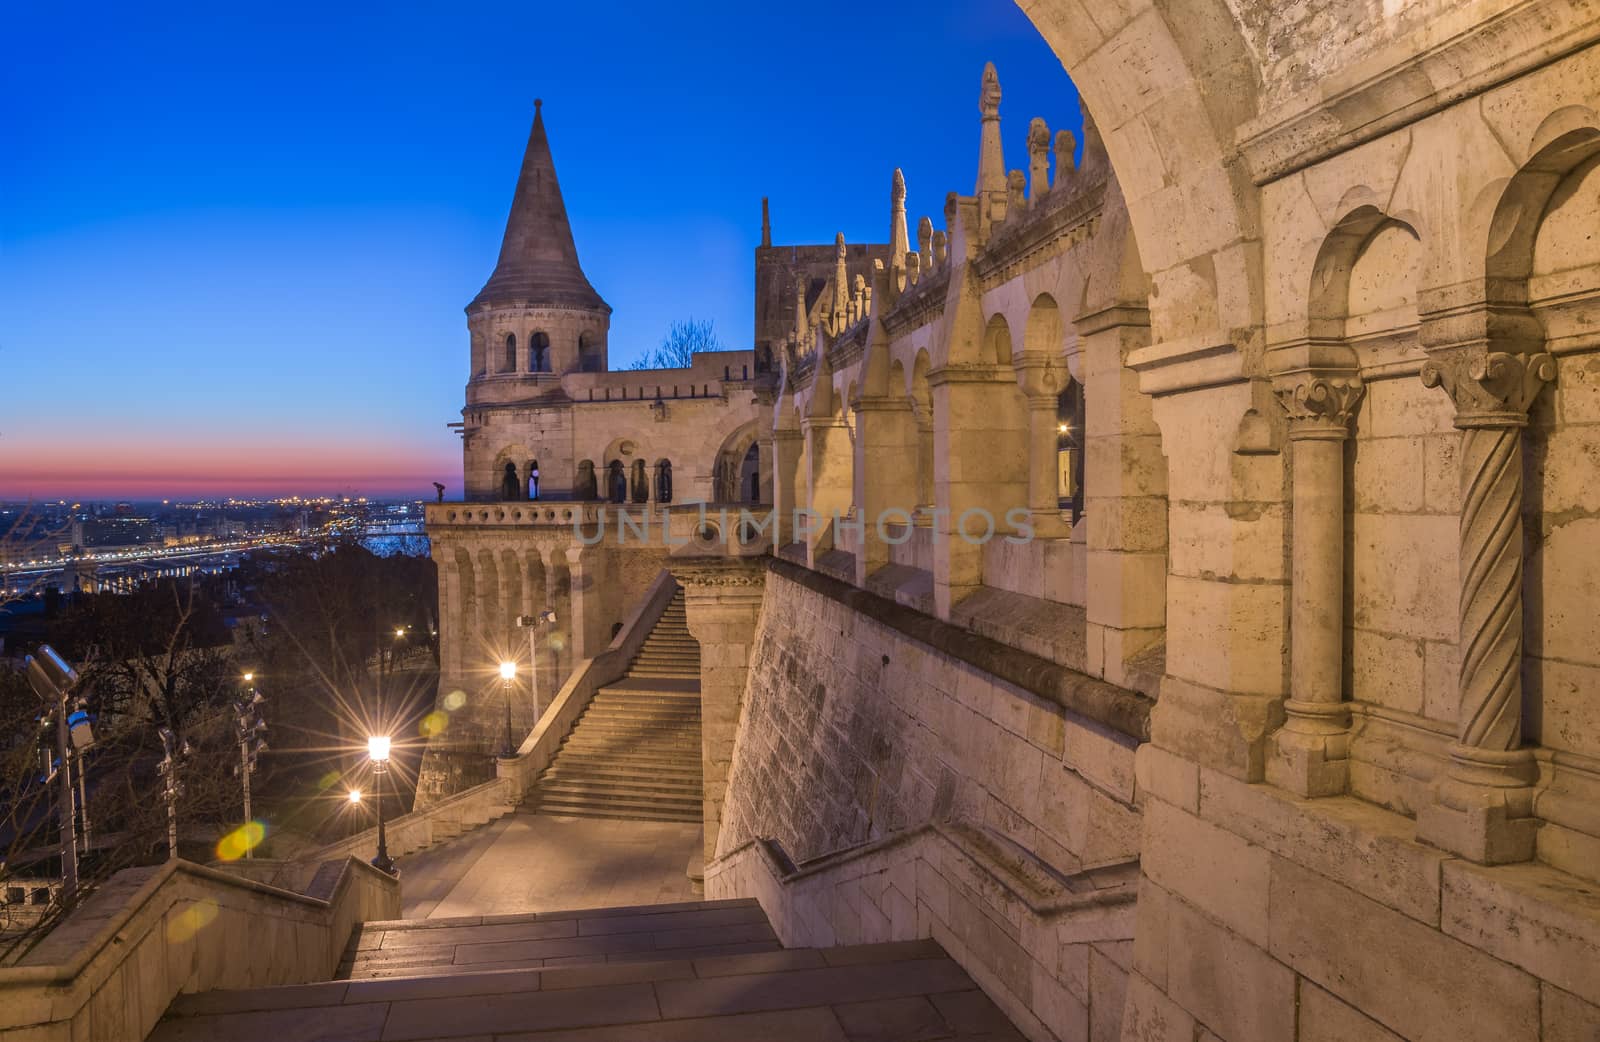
<box><xmin>0</xmin><ymin>436</ymin><xmax>459</xmax><ymax>500</ymax></box>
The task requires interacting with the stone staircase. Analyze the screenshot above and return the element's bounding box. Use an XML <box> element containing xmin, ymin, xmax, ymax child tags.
<box><xmin>150</xmin><ymin>899</ymin><xmax>1025</xmax><ymax>1041</ymax></box>
<box><xmin>528</xmin><ymin>588</ymin><xmax>703</xmax><ymax>823</ymax></box>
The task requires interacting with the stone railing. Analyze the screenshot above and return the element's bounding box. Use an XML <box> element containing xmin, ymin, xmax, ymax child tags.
<box><xmin>496</xmin><ymin>568</ymin><xmax>680</xmax><ymax>794</ymax></box>
<box><xmin>304</xmin><ymin>774</ymin><xmax>518</xmax><ymax>864</ymax></box>
<box><xmin>706</xmin><ymin>821</ymin><xmax>1138</xmax><ymax>1042</ymax></box>
<box><xmin>0</xmin><ymin>856</ymin><xmax>398</xmax><ymax>1042</ymax></box>
<box><xmin>304</xmin><ymin>568</ymin><xmax>684</xmax><ymax>869</ymax></box>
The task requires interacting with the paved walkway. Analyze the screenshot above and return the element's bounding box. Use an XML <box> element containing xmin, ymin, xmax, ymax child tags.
<box><xmin>397</xmin><ymin>812</ymin><xmax>702</xmax><ymax>919</ymax></box>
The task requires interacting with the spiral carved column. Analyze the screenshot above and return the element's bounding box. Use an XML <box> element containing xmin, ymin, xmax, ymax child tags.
<box><xmin>1416</xmin><ymin>349</ymin><xmax>1554</xmax><ymax>864</ymax></box>
<box><xmin>1267</xmin><ymin>375</ymin><xmax>1363</xmax><ymax>798</ymax></box>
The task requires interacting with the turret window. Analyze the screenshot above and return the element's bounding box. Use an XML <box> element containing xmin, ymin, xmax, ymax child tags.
<box><xmin>501</xmin><ymin>333</ymin><xmax>517</xmax><ymax>373</ymax></box>
<box><xmin>530</xmin><ymin>331</ymin><xmax>551</xmax><ymax>373</ymax></box>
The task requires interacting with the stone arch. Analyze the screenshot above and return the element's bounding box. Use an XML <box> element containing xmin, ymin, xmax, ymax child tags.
<box><xmin>1486</xmin><ymin>126</ymin><xmax>1600</xmax><ymax>302</ymax></box>
<box><xmin>1023</xmin><ymin>294</ymin><xmax>1063</xmax><ymax>358</ymax></box>
<box><xmin>500</xmin><ymin>332</ymin><xmax>517</xmax><ymax>373</ymax></box>
<box><xmin>1020</xmin><ymin>0</ymin><xmax>1264</xmax><ymax>343</ymax></box>
<box><xmin>711</xmin><ymin>420</ymin><xmax>761</xmax><ymax>504</ymax></box>
<box><xmin>575</xmin><ymin>459</ymin><xmax>598</xmax><ymax>500</ymax></box>
<box><xmin>606</xmin><ymin>459</ymin><xmax>627</xmax><ymax>503</ymax></box>
<box><xmin>630</xmin><ymin>458</ymin><xmax>648</xmax><ymax>503</ymax></box>
<box><xmin>654</xmin><ymin>458</ymin><xmax>675</xmax><ymax>504</ymax></box>
<box><xmin>528</xmin><ymin>331</ymin><xmax>551</xmax><ymax>372</ymax></box>
<box><xmin>911</xmin><ymin>350</ymin><xmax>935</xmax><ymax>509</ymax></box>
<box><xmin>1308</xmin><ymin>206</ymin><xmax>1422</xmax><ymax>343</ymax></box>
<box><xmin>983</xmin><ymin>313</ymin><xmax>1014</xmax><ymax>367</ymax></box>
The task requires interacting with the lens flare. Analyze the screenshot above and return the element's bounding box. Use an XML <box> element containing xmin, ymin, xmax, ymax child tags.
<box><xmin>419</xmin><ymin>710</ymin><xmax>449</xmax><ymax>737</ymax></box>
<box><xmin>317</xmin><ymin>770</ymin><xmax>341</xmax><ymax>791</ymax></box>
<box><xmin>442</xmin><ymin>689</ymin><xmax>467</xmax><ymax>711</ymax></box>
<box><xmin>215</xmin><ymin>821</ymin><xmax>267</xmax><ymax>861</ymax></box>
<box><xmin>166</xmin><ymin>899</ymin><xmax>219</xmax><ymax>943</ymax></box>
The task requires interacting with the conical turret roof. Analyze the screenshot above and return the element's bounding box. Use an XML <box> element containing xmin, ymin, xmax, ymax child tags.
<box><xmin>470</xmin><ymin>101</ymin><xmax>609</xmax><ymax>313</ymax></box>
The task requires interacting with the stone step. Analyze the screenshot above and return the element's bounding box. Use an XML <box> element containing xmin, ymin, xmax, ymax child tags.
<box><xmin>564</xmin><ymin>724</ymin><xmax>701</xmax><ymax>743</ymax></box>
<box><xmin>552</xmin><ymin>755</ymin><xmax>701</xmax><ymax>777</ymax></box>
<box><xmin>539</xmin><ymin>777</ymin><xmax>704</xmax><ymax>803</ymax></box>
<box><xmin>542</xmin><ymin>771</ymin><xmax>703</xmax><ymax>795</ymax></box>
<box><xmin>155</xmin><ymin>931</ymin><xmax>1022</xmax><ymax>1042</ymax></box>
<box><xmin>531</xmin><ymin>797</ymin><xmax>703</xmax><ymax>823</ymax></box>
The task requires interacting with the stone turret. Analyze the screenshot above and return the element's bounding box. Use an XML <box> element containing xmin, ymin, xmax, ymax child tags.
<box><xmin>1053</xmin><ymin>130</ymin><xmax>1077</xmax><ymax>189</ymax></box>
<box><xmin>976</xmin><ymin>63</ymin><xmax>1005</xmax><ymax>197</ymax></box>
<box><xmin>1028</xmin><ymin>118</ymin><xmax>1051</xmax><ymax>200</ymax></box>
<box><xmin>467</xmin><ymin>100</ymin><xmax>611</xmax><ymax>379</ymax></box>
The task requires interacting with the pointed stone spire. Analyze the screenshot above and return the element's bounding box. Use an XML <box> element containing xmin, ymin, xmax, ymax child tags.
<box><xmin>917</xmin><ymin>216</ymin><xmax>933</xmax><ymax>273</ymax></box>
<box><xmin>793</xmin><ymin>275</ymin><xmax>809</xmax><ymax>342</ymax></box>
<box><xmin>831</xmin><ymin>233</ymin><xmax>849</xmax><ymax>332</ymax></box>
<box><xmin>976</xmin><ymin>63</ymin><xmax>1005</xmax><ymax>198</ymax></box>
<box><xmin>1028</xmin><ymin>118</ymin><xmax>1051</xmax><ymax>200</ymax></box>
<box><xmin>889</xmin><ymin>169</ymin><xmax>909</xmax><ymax>284</ymax></box>
<box><xmin>1054</xmin><ymin>130</ymin><xmax>1077</xmax><ymax>188</ymax></box>
<box><xmin>472</xmin><ymin>100</ymin><xmax>608</xmax><ymax>313</ymax></box>
<box><xmin>761</xmin><ymin>197</ymin><xmax>772</xmax><ymax>248</ymax></box>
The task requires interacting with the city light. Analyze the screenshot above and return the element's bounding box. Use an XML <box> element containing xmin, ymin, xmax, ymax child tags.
<box><xmin>367</xmin><ymin>735</ymin><xmax>391</xmax><ymax>762</ymax></box>
<box><xmin>499</xmin><ymin>661</ymin><xmax>517</xmax><ymax>681</ymax></box>
<box><xmin>348</xmin><ymin>789</ymin><xmax>363</xmax><ymax>804</ymax></box>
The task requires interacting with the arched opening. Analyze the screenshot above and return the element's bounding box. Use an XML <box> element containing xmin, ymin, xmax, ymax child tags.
<box><xmin>579</xmin><ymin>332</ymin><xmax>603</xmax><ymax>373</ymax></box>
<box><xmin>1056</xmin><ymin>381</ymin><xmax>1084</xmax><ymax>519</ymax></box>
<box><xmin>529</xmin><ymin>331</ymin><xmax>551</xmax><ymax>373</ymax></box>
<box><xmin>607</xmin><ymin>459</ymin><xmax>627</xmax><ymax>503</ymax></box>
<box><xmin>575</xmin><ymin>460</ymin><xmax>598</xmax><ymax>500</ymax></box>
<box><xmin>501</xmin><ymin>333</ymin><xmax>517</xmax><ymax>373</ymax></box>
<box><xmin>500</xmin><ymin>461</ymin><xmax>520</xmax><ymax>501</ymax></box>
<box><xmin>742</xmin><ymin>443</ymin><xmax>761</xmax><ymax>503</ymax></box>
<box><xmin>630</xmin><ymin>459</ymin><xmax>648</xmax><ymax>503</ymax></box>
<box><xmin>655</xmin><ymin>459</ymin><xmax>674</xmax><ymax>503</ymax></box>
<box><xmin>912</xmin><ymin>351</ymin><xmax>935</xmax><ymax>510</ymax></box>
<box><xmin>527</xmin><ymin>458</ymin><xmax>541</xmax><ymax>500</ymax></box>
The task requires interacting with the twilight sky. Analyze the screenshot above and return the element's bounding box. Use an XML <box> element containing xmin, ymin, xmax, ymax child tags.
<box><xmin>0</xmin><ymin>1</ymin><xmax>1080</xmax><ymax>500</ymax></box>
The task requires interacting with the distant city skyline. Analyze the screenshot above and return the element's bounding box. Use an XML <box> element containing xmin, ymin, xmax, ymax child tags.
<box><xmin>1</xmin><ymin>1</ymin><xmax>1081</xmax><ymax>499</ymax></box>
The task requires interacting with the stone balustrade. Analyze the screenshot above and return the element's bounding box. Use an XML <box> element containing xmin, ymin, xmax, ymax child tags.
<box><xmin>0</xmin><ymin>856</ymin><xmax>398</xmax><ymax>1042</ymax></box>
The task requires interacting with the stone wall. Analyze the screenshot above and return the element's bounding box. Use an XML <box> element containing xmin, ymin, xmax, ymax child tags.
<box><xmin>718</xmin><ymin>564</ymin><xmax>1143</xmax><ymax>877</ymax></box>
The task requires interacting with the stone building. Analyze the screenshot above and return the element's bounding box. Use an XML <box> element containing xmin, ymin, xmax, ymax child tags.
<box><xmin>417</xmin><ymin>9</ymin><xmax>1600</xmax><ymax>1038</ymax></box>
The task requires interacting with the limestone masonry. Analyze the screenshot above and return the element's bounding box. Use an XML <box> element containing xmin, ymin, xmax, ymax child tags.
<box><xmin>419</xmin><ymin>6</ymin><xmax>1600</xmax><ymax>1037</ymax></box>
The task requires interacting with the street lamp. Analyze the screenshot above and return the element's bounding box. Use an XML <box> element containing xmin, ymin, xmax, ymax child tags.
<box><xmin>25</xmin><ymin>645</ymin><xmax>81</xmax><ymax>896</ymax></box>
<box><xmin>367</xmin><ymin>735</ymin><xmax>396</xmax><ymax>875</ymax></box>
<box><xmin>157</xmin><ymin>727</ymin><xmax>192</xmax><ymax>862</ymax></box>
<box><xmin>497</xmin><ymin>661</ymin><xmax>517</xmax><ymax>759</ymax></box>
<box><xmin>515</xmin><ymin>609</ymin><xmax>557</xmax><ymax>728</ymax></box>
<box><xmin>233</xmin><ymin>674</ymin><xmax>267</xmax><ymax>859</ymax></box>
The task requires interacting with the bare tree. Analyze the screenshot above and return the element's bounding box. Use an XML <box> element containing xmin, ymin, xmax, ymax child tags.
<box><xmin>625</xmin><ymin>317</ymin><xmax>724</xmax><ymax>370</ymax></box>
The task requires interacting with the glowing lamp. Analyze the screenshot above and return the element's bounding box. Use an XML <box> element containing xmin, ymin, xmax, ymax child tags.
<box><xmin>367</xmin><ymin>735</ymin><xmax>391</xmax><ymax>762</ymax></box>
<box><xmin>348</xmin><ymin>789</ymin><xmax>363</xmax><ymax>804</ymax></box>
<box><xmin>499</xmin><ymin>661</ymin><xmax>517</xmax><ymax>681</ymax></box>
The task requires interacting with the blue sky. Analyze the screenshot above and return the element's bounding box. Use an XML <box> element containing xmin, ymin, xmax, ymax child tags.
<box><xmin>0</xmin><ymin>1</ymin><xmax>1080</xmax><ymax>497</ymax></box>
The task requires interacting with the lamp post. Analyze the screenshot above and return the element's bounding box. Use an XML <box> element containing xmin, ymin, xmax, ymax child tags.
<box><xmin>515</xmin><ymin>610</ymin><xmax>557</xmax><ymax>728</ymax></box>
<box><xmin>25</xmin><ymin>646</ymin><xmax>81</xmax><ymax>897</ymax></box>
<box><xmin>497</xmin><ymin>661</ymin><xmax>517</xmax><ymax>759</ymax></box>
<box><xmin>157</xmin><ymin>727</ymin><xmax>191</xmax><ymax>862</ymax></box>
<box><xmin>367</xmin><ymin>735</ymin><xmax>396</xmax><ymax>875</ymax></box>
<box><xmin>234</xmin><ymin>673</ymin><xmax>267</xmax><ymax>858</ymax></box>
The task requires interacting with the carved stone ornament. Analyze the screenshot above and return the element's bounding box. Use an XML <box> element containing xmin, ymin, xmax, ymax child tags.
<box><xmin>1420</xmin><ymin>351</ymin><xmax>1555</xmax><ymax>427</ymax></box>
<box><xmin>1274</xmin><ymin>375</ymin><xmax>1364</xmax><ymax>431</ymax></box>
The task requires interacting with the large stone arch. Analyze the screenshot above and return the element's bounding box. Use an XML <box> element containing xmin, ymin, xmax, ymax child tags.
<box><xmin>1018</xmin><ymin>0</ymin><xmax>1264</xmax><ymax>349</ymax></box>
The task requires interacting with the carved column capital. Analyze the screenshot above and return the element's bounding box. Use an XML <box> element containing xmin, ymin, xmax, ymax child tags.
<box><xmin>1420</xmin><ymin>350</ymin><xmax>1555</xmax><ymax>429</ymax></box>
<box><xmin>1274</xmin><ymin>374</ymin><xmax>1363</xmax><ymax>438</ymax></box>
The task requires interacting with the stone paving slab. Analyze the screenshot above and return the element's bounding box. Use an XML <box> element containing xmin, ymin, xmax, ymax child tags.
<box><xmin>155</xmin><ymin>926</ymin><xmax>1026</xmax><ymax>1042</ymax></box>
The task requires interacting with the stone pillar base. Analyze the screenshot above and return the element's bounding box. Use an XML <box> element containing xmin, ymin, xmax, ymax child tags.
<box><xmin>1416</xmin><ymin>745</ymin><xmax>1539</xmax><ymax>864</ymax></box>
<box><xmin>1029</xmin><ymin>510</ymin><xmax>1072</xmax><ymax>539</ymax></box>
<box><xmin>1266</xmin><ymin>731</ymin><xmax>1348</xmax><ymax>798</ymax></box>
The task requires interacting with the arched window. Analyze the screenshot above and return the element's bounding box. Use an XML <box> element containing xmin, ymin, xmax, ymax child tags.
<box><xmin>501</xmin><ymin>333</ymin><xmax>517</xmax><ymax>373</ymax></box>
<box><xmin>576</xmin><ymin>460</ymin><xmax>598</xmax><ymax>500</ymax></box>
<box><xmin>741</xmin><ymin>443</ymin><xmax>761</xmax><ymax>503</ymax></box>
<box><xmin>607</xmin><ymin>460</ymin><xmax>627</xmax><ymax>503</ymax></box>
<box><xmin>528</xmin><ymin>458</ymin><xmax>540</xmax><ymax>500</ymax></box>
<box><xmin>630</xmin><ymin>459</ymin><xmax>648</xmax><ymax>503</ymax></box>
<box><xmin>529</xmin><ymin>332</ymin><xmax>551</xmax><ymax>373</ymax></box>
<box><xmin>655</xmin><ymin>460</ymin><xmax>673</xmax><ymax>504</ymax></box>
<box><xmin>579</xmin><ymin>332</ymin><xmax>603</xmax><ymax>373</ymax></box>
<box><xmin>500</xmin><ymin>461</ymin><xmax>519</xmax><ymax>501</ymax></box>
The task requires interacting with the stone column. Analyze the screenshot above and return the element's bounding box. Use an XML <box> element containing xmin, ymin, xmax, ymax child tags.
<box><xmin>1267</xmin><ymin>374</ymin><xmax>1363</xmax><ymax>797</ymax></box>
<box><xmin>802</xmin><ymin>416</ymin><xmax>853</xmax><ymax>567</ymax></box>
<box><xmin>768</xmin><ymin>430</ymin><xmax>802</xmax><ymax>549</ymax></box>
<box><xmin>1017</xmin><ymin>351</ymin><xmax>1070</xmax><ymax>538</ymax></box>
<box><xmin>1415</xmin><ymin>348</ymin><xmax>1553</xmax><ymax>864</ymax></box>
<box><xmin>851</xmin><ymin>396</ymin><xmax>920</xmax><ymax>586</ymax></box>
<box><xmin>679</xmin><ymin>560</ymin><xmax>767</xmax><ymax>866</ymax></box>
<box><xmin>564</xmin><ymin>545</ymin><xmax>607</xmax><ymax>662</ymax></box>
